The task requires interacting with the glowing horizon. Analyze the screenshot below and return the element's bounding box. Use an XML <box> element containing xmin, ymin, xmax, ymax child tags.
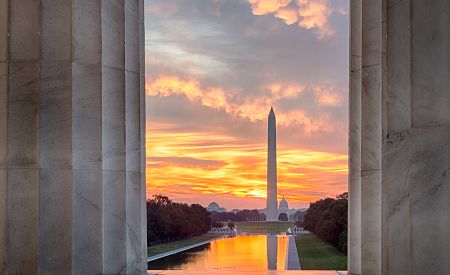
<box><xmin>145</xmin><ymin>0</ymin><xmax>349</xmax><ymax>210</ymax></box>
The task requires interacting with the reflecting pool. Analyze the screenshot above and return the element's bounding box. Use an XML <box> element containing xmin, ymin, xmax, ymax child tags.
<box><xmin>148</xmin><ymin>235</ymin><xmax>290</xmax><ymax>271</ymax></box>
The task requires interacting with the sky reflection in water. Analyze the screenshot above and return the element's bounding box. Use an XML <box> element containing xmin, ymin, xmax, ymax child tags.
<box><xmin>148</xmin><ymin>235</ymin><xmax>289</xmax><ymax>271</ymax></box>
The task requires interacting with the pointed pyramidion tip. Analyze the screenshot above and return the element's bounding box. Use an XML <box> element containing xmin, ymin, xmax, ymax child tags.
<box><xmin>269</xmin><ymin>107</ymin><xmax>275</xmax><ymax>116</ymax></box>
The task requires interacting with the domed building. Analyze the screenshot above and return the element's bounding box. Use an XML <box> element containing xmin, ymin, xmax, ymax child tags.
<box><xmin>206</xmin><ymin>202</ymin><xmax>227</xmax><ymax>213</ymax></box>
<box><xmin>278</xmin><ymin>195</ymin><xmax>289</xmax><ymax>215</ymax></box>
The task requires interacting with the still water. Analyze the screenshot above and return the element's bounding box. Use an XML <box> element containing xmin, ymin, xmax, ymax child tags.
<box><xmin>148</xmin><ymin>235</ymin><xmax>289</xmax><ymax>271</ymax></box>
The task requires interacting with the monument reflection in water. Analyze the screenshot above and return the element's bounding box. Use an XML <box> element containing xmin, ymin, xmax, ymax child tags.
<box><xmin>148</xmin><ymin>235</ymin><xmax>289</xmax><ymax>271</ymax></box>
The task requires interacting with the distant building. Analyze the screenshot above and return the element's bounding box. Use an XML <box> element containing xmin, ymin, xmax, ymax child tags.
<box><xmin>231</xmin><ymin>209</ymin><xmax>240</xmax><ymax>214</ymax></box>
<box><xmin>207</xmin><ymin>202</ymin><xmax>227</xmax><ymax>212</ymax></box>
<box><xmin>278</xmin><ymin>195</ymin><xmax>289</xmax><ymax>215</ymax></box>
<box><xmin>260</xmin><ymin>196</ymin><xmax>304</xmax><ymax>221</ymax></box>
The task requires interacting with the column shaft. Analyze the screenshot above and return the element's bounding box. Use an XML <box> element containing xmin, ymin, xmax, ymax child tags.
<box><xmin>139</xmin><ymin>0</ymin><xmax>148</xmax><ymax>268</ymax></box>
<box><xmin>125</xmin><ymin>0</ymin><xmax>143</xmax><ymax>273</ymax></box>
<box><xmin>0</xmin><ymin>0</ymin><xmax>7</xmax><ymax>273</ymax></box>
<box><xmin>360</xmin><ymin>0</ymin><xmax>383</xmax><ymax>274</ymax></box>
<box><xmin>348</xmin><ymin>0</ymin><xmax>361</xmax><ymax>274</ymax></box>
<box><xmin>383</xmin><ymin>0</ymin><xmax>412</xmax><ymax>274</ymax></box>
<box><xmin>6</xmin><ymin>0</ymin><xmax>40</xmax><ymax>273</ymax></box>
<box><xmin>39</xmin><ymin>1</ymin><xmax>74</xmax><ymax>273</ymax></box>
<box><xmin>72</xmin><ymin>0</ymin><xmax>103</xmax><ymax>274</ymax></box>
<box><xmin>409</xmin><ymin>0</ymin><xmax>450</xmax><ymax>273</ymax></box>
<box><xmin>102</xmin><ymin>1</ymin><xmax>127</xmax><ymax>273</ymax></box>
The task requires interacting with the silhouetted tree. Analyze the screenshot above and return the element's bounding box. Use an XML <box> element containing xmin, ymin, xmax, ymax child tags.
<box><xmin>260</xmin><ymin>213</ymin><xmax>266</xmax><ymax>221</ymax></box>
<box><xmin>147</xmin><ymin>195</ymin><xmax>212</xmax><ymax>245</ymax></box>
<box><xmin>302</xmin><ymin>198</ymin><xmax>335</xmax><ymax>231</ymax></box>
<box><xmin>210</xmin><ymin>209</ymin><xmax>266</xmax><ymax>222</ymax></box>
<box><xmin>302</xmin><ymin>193</ymin><xmax>348</xmax><ymax>253</ymax></box>
<box><xmin>336</xmin><ymin>192</ymin><xmax>348</xmax><ymax>200</ymax></box>
<box><xmin>292</xmin><ymin>210</ymin><xmax>305</xmax><ymax>225</ymax></box>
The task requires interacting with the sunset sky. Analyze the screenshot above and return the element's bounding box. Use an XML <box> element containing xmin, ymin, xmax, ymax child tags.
<box><xmin>145</xmin><ymin>0</ymin><xmax>349</xmax><ymax>209</ymax></box>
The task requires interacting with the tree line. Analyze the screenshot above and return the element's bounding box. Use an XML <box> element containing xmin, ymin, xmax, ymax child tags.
<box><xmin>212</xmin><ymin>209</ymin><xmax>306</xmax><ymax>223</ymax></box>
<box><xmin>302</xmin><ymin>192</ymin><xmax>348</xmax><ymax>253</ymax></box>
<box><xmin>210</xmin><ymin>209</ymin><xmax>266</xmax><ymax>222</ymax></box>
<box><xmin>147</xmin><ymin>195</ymin><xmax>211</xmax><ymax>245</ymax></box>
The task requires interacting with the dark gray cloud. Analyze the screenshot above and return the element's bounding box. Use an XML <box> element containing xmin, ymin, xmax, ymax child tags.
<box><xmin>145</xmin><ymin>0</ymin><xmax>349</xmax><ymax>89</ymax></box>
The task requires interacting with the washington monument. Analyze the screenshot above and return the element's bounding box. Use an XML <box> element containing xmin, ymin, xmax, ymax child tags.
<box><xmin>266</xmin><ymin>107</ymin><xmax>278</xmax><ymax>221</ymax></box>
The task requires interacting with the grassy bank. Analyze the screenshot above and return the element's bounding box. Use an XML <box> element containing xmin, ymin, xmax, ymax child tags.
<box><xmin>147</xmin><ymin>234</ymin><xmax>220</xmax><ymax>257</ymax></box>
<box><xmin>235</xmin><ymin>221</ymin><xmax>293</xmax><ymax>234</ymax></box>
<box><xmin>295</xmin><ymin>235</ymin><xmax>347</xmax><ymax>270</ymax></box>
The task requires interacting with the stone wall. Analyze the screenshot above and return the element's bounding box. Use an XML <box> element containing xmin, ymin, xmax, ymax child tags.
<box><xmin>349</xmin><ymin>0</ymin><xmax>450</xmax><ymax>274</ymax></box>
<box><xmin>0</xmin><ymin>1</ymin><xmax>147</xmax><ymax>274</ymax></box>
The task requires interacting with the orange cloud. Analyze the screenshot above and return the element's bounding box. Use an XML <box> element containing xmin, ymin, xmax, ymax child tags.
<box><xmin>296</xmin><ymin>0</ymin><xmax>334</xmax><ymax>38</ymax></box>
<box><xmin>275</xmin><ymin>7</ymin><xmax>299</xmax><ymax>25</ymax></box>
<box><xmin>149</xmin><ymin>157</ymin><xmax>227</xmax><ymax>170</ymax></box>
<box><xmin>267</xmin><ymin>83</ymin><xmax>305</xmax><ymax>99</ymax></box>
<box><xmin>246</xmin><ymin>0</ymin><xmax>335</xmax><ymax>38</ymax></box>
<box><xmin>146</xmin><ymin>76</ymin><xmax>230</xmax><ymax>111</ymax></box>
<box><xmin>313</xmin><ymin>86</ymin><xmax>344</xmax><ymax>106</ymax></box>
<box><xmin>146</xmin><ymin>76</ymin><xmax>340</xmax><ymax>134</ymax></box>
<box><xmin>248</xmin><ymin>0</ymin><xmax>291</xmax><ymax>15</ymax></box>
<box><xmin>276</xmin><ymin>110</ymin><xmax>332</xmax><ymax>133</ymax></box>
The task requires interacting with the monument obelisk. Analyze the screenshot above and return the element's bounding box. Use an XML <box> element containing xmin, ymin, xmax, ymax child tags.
<box><xmin>266</xmin><ymin>107</ymin><xmax>278</xmax><ymax>221</ymax></box>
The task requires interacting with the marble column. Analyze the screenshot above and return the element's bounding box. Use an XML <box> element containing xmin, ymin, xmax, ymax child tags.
<box><xmin>407</xmin><ymin>0</ymin><xmax>450</xmax><ymax>273</ymax></box>
<box><xmin>6</xmin><ymin>1</ymin><xmax>41</xmax><ymax>273</ymax></box>
<box><xmin>72</xmin><ymin>1</ymin><xmax>103</xmax><ymax>273</ymax></box>
<box><xmin>350</xmin><ymin>0</ymin><xmax>450</xmax><ymax>274</ymax></box>
<box><xmin>125</xmin><ymin>0</ymin><xmax>145</xmax><ymax>273</ymax></box>
<box><xmin>383</xmin><ymin>0</ymin><xmax>412</xmax><ymax>274</ymax></box>
<box><xmin>348</xmin><ymin>0</ymin><xmax>361</xmax><ymax>274</ymax></box>
<box><xmin>0</xmin><ymin>1</ymin><xmax>147</xmax><ymax>274</ymax></box>
<box><xmin>0</xmin><ymin>1</ymin><xmax>7</xmax><ymax>274</ymax></box>
<box><xmin>360</xmin><ymin>0</ymin><xmax>383</xmax><ymax>274</ymax></box>
<box><xmin>139</xmin><ymin>0</ymin><xmax>148</xmax><ymax>267</ymax></box>
<box><xmin>349</xmin><ymin>1</ymin><xmax>383</xmax><ymax>274</ymax></box>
